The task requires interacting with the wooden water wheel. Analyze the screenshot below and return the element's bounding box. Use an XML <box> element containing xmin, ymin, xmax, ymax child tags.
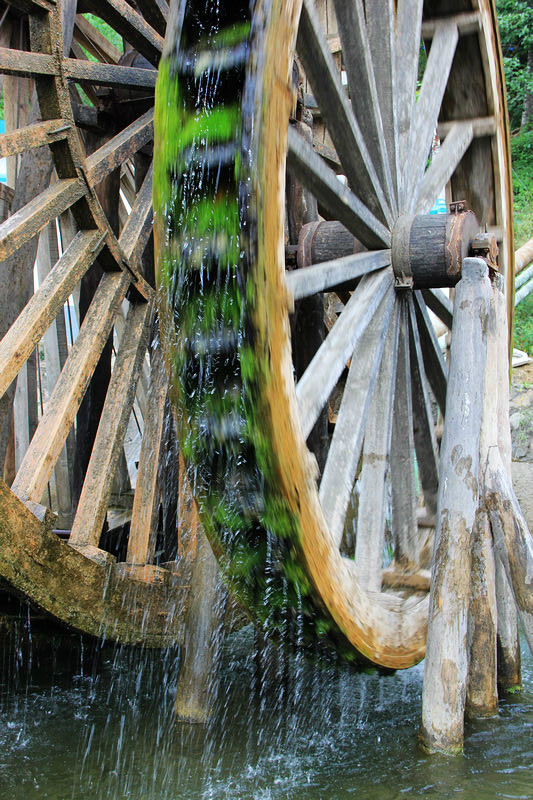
<box><xmin>154</xmin><ymin>0</ymin><xmax>515</xmax><ymax>669</ymax></box>
<box><xmin>0</xmin><ymin>0</ymin><xmax>198</xmax><ymax>645</ymax></box>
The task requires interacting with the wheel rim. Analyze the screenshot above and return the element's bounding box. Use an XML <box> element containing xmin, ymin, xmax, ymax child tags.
<box><xmin>0</xmin><ymin>0</ymin><xmax>193</xmax><ymax>645</ymax></box>
<box><xmin>155</xmin><ymin>0</ymin><xmax>512</xmax><ymax>667</ymax></box>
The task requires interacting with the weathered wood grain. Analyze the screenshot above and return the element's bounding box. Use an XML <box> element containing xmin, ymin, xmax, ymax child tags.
<box><xmin>0</xmin><ymin>230</ymin><xmax>104</xmax><ymax>399</ymax></box>
<box><xmin>12</xmin><ymin>271</ymin><xmax>129</xmax><ymax>504</ymax></box>
<box><xmin>319</xmin><ymin>291</ymin><xmax>395</xmax><ymax>547</ymax></box>
<box><xmin>86</xmin><ymin>109</ymin><xmax>154</xmax><ymax>188</ymax></box>
<box><xmin>69</xmin><ymin>299</ymin><xmax>151</xmax><ymax>548</ymax></box>
<box><xmin>420</xmin><ymin>258</ymin><xmax>492</xmax><ymax>754</ymax></box>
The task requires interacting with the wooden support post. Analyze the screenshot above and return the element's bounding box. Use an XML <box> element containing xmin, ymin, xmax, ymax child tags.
<box><xmin>420</xmin><ymin>258</ymin><xmax>492</xmax><ymax>754</ymax></box>
<box><xmin>174</xmin><ymin>521</ymin><xmax>226</xmax><ymax>723</ymax></box>
<box><xmin>465</xmin><ymin>278</ymin><xmax>502</xmax><ymax>718</ymax></box>
<box><xmin>493</xmin><ymin>274</ymin><xmax>521</xmax><ymax>691</ymax></box>
<box><xmin>466</xmin><ymin>507</ymin><xmax>498</xmax><ymax>718</ymax></box>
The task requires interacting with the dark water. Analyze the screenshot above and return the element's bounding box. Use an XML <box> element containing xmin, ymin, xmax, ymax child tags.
<box><xmin>0</xmin><ymin>624</ymin><xmax>531</xmax><ymax>800</ymax></box>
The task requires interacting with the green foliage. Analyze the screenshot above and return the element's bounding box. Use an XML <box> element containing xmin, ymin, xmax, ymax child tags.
<box><xmin>496</xmin><ymin>0</ymin><xmax>533</xmax><ymax>129</ymax></box>
<box><xmin>82</xmin><ymin>14</ymin><xmax>122</xmax><ymax>53</ymax></box>
<box><xmin>514</xmin><ymin>292</ymin><xmax>533</xmax><ymax>356</ymax></box>
<box><xmin>511</xmin><ymin>126</ymin><xmax>533</xmax><ymax>248</ymax></box>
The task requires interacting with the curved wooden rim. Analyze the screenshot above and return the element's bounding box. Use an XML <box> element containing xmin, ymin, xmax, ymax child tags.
<box><xmin>0</xmin><ymin>1</ymin><xmax>190</xmax><ymax>645</ymax></box>
<box><xmin>255</xmin><ymin>0</ymin><xmax>512</xmax><ymax>668</ymax></box>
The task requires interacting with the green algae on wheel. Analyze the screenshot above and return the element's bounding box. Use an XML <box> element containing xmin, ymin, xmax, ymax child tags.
<box><xmin>154</xmin><ymin>0</ymin><xmax>513</xmax><ymax>668</ymax></box>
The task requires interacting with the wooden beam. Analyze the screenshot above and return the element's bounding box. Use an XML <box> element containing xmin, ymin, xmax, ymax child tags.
<box><xmin>0</xmin><ymin>230</ymin><xmax>105</xmax><ymax>399</ymax></box>
<box><xmin>0</xmin><ymin>178</ymin><xmax>85</xmax><ymax>262</ymax></box>
<box><xmin>86</xmin><ymin>109</ymin><xmax>153</xmax><ymax>188</ymax></box>
<box><xmin>0</xmin><ymin>120</ymin><xmax>71</xmax><ymax>160</ymax></box>
<box><xmin>420</xmin><ymin>258</ymin><xmax>492</xmax><ymax>754</ymax></box>
<box><xmin>12</xmin><ymin>271</ymin><xmax>129</xmax><ymax>504</ymax></box>
<box><xmin>63</xmin><ymin>58</ymin><xmax>157</xmax><ymax>89</ymax></box>
<box><xmin>69</xmin><ymin>300</ymin><xmax>152</xmax><ymax>548</ymax></box>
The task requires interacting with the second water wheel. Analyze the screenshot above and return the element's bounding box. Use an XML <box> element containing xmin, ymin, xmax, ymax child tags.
<box><xmin>155</xmin><ymin>0</ymin><xmax>513</xmax><ymax>668</ymax></box>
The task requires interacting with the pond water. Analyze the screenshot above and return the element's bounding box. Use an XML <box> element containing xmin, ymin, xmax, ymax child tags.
<box><xmin>0</xmin><ymin>622</ymin><xmax>531</xmax><ymax>800</ymax></box>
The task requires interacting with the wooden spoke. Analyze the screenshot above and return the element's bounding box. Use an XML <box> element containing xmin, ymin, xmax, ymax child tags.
<box><xmin>296</xmin><ymin>267</ymin><xmax>393</xmax><ymax>439</ymax></box>
<box><xmin>406</xmin><ymin>21</ymin><xmax>459</xmax><ymax>211</ymax></box>
<box><xmin>0</xmin><ymin>230</ymin><xmax>105</xmax><ymax>399</ymax></box>
<box><xmin>331</xmin><ymin>0</ymin><xmax>395</xmax><ymax>214</ymax></box>
<box><xmin>0</xmin><ymin>178</ymin><xmax>85</xmax><ymax>262</ymax></box>
<box><xmin>412</xmin><ymin>290</ymin><xmax>447</xmax><ymax>414</ymax></box>
<box><xmin>366</xmin><ymin>0</ymin><xmax>398</xmax><ymax>207</ymax></box>
<box><xmin>74</xmin><ymin>14</ymin><xmax>122</xmax><ymax>64</ymax></box>
<box><xmin>0</xmin><ymin>120</ymin><xmax>71</xmax><ymax>159</ymax></box>
<box><xmin>421</xmin><ymin>11</ymin><xmax>480</xmax><ymax>39</ymax></box>
<box><xmin>86</xmin><ymin>109</ymin><xmax>154</xmax><ymax>188</ymax></box>
<box><xmin>287</xmin><ymin>126</ymin><xmax>391</xmax><ymax>249</ymax></box>
<box><xmin>390</xmin><ymin>298</ymin><xmax>418</xmax><ymax>569</ymax></box>
<box><xmin>408</xmin><ymin>294</ymin><xmax>440</xmax><ymax>518</ymax></box>
<box><xmin>126</xmin><ymin>345</ymin><xmax>167</xmax><ymax>566</ymax></box>
<box><xmin>285</xmin><ymin>249</ymin><xmax>391</xmax><ymax>301</ymax></box>
<box><xmin>133</xmin><ymin>0</ymin><xmax>169</xmax><ymax>37</ymax></box>
<box><xmin>4</xmin><ymin>0</ymin><xmax>55</xmax><ymax>12</ymax></box>
<box><xmin>354</xmin><ymin>306</ymin><xmax>400</xmax><ymax>592</ymax></box>
<box><xmin>88</xmin><ymin>0</ymin><xmax>164</xmax><ymax>66</ymax></box>
<box><xmin>0</xmin><ymin>47</ymin><xmax>55</xmax><ymax>79</ymax></box>
<box><xmin>297</xmin><ymin>0</ymin><xmax>391</xmax><ymax>227</ymax></box>
<box><xmin>421</xmin><ymin>288</ymin><xmax>454</xmax><ymax>330</ymax></box>
<box><xmin>63</xmin><ymin>59</ymin><xmax>157</xmax><ymax>89</ymax></box>
<box><xmin>12</xmin><ymin>271</ymin><xmax>130</xmax><ymax>505</ymax></box>
<box><xmin>394</xmin><ymin>0</ymin><xmax>424</xmax><ymax>205</ymax></box>
<box><xmin>416</xmin><ymin>122</ymin><xmax>474</xmax><ymax>215</ymax></box>
<box><xmin>69</xmin><ymin>300</ymin><xmax>152</xmax><ymax>549</ymax></box>
<box><xmin>118</xmin><ymin>163</ymin><xmax>153</xmax><ymax>268</ymax></box>
<box><xmin>319</xmin><ymin>290</ymin><xmax>395</xmax><ymax>548</ymax></box>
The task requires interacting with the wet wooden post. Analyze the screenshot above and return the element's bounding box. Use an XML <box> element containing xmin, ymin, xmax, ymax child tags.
<box><xmin>174</xmin><ymin>467</ymin><xmax>227</xmax><ymax>722</ymax></box>
<box><xmin>492</xmin><ymin>274</ymin><xmax>522</xmax><ymax>691</ymax></box>
<box><xmin>420</xmin><ymin>257</ymin><xmax>492</xmax><ymax>753</ymax></box>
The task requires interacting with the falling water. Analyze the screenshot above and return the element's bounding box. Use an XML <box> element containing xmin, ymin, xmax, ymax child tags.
<box><xmin>0</xmin><ymin>613</ymin><xmax>531</xmax><ymax>799</ymax></box>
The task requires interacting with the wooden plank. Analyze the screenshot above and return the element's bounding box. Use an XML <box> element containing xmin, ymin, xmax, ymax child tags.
<box><xmin>407</xmin><ymin>22</ymin><xmax>458</xmax><ymax>212</ymax></box>
<box><xmin>485</xmin><ymin>452</ymin><xmax>533</xmax><ymax>656</ymax></box>
<box><xmin>0</xmin><ymin>120</ymin><xmax>71</xmax><ymax>160</ymax></box>
<box><xmin>174</xmin><ymin>528</ymin><xmax>226</xmax><ymax>722</ymax></box>
<box><xmin>421</xmin><ymin>288</ymin><xmax>453</xmax><ymax>330</ymax></box>
<box><xmin>408</xmin><ymin>295</ymin><xmax>439</xmax><ymax>520</ymax></box>
<box><xmin>86</xmin><ymin>109</ymin><xmax>153</xmax><ymax>188</ymax></box>
<box><xmin>88</xmin><ymin>0</ymin><xmax>163</xmax><ymax>66</ymax></box>
<box><xmin>69</xmin><ymin>299</ymin><xmax>152</xmax><ymax>548</ymax></box>
<box><xmin>133</xmin><ymin>0</ymin><xmax>168</xmax><ymax>36</ymax></box>
<box><xmin>0</xmin><ymin>48</ymin><xmax>56</xmax><ymax>79</ymax></box>
<box><xmin>394</xmin><ymin>0</ymin><xmax>424</xmax><ymax>205</ymax></box>
<box><xmin>74</xmin><ymin>14</ymin><xmax>122</xmax><ymax>64</ymax></box>
<box><xmin>467</xmin><ymin>536</ymin><xmax>496</xmax><ymax>728</ymax></box>
<box><xmin>437</xmin><ymin>116</ymin><xmax>496</xmax><ymax>139</ymax></box>
<box><xmin>354</xmin><ymin>307</ymin><xmax>399</xmax><ymax>592</ymax></box>
<box><xmin>416</xmin><ymin>123</ymin><xmax>473</xmax><ymax>216</ymax></box>
<box><xmin>420</xmin><ymin>258</ymin><xmax>492</xmax><ymax>754</ymax></box>
<box><xmin>421</xmin><ymin>12</ymin><xmax>480</xmax><ymax>39</ymax></box>
<box><xmin>118</xmin><ymin>162</ymin><xmax>153</xmax><ymax>268</ymax></box>
<box><xmin>296</xmin><ymin>0</ymin><xmax>391</xmax><ymax>228</ymax></box>
<box><xmin>413</xmin><ymin>290</ymin><xmax>447</xmax><ymax>414</ymax></box>
<box><xmin>381</xmin><ymin>567</ymin><xmax>430</xmax><ymax>591</ymax></box>
<box><xmin>0</xmin><ymin>230</ymin><xmax>104</xmax><ymax>399</ymax></box>
<box><xmin>0</xmin><ymin>178</ymin><xmax>85</xmax><ymax>262</ymax></box>
<box><xmin>63</xmin><ymin>58</ymin><xmax>157</xmax><ymax>89</ymax></box>
<box><xmin>11</xmin><ymin>271</ymin><xmax>130</xmax><ymax>504</ymax></box>
<box><xmin>390</xmin><ymin>299</ymin><xmax>418</xmax><ymax>569</ymax></box>
<box><xmin>319</xmin><ymin>290</ymin><xmax>394</xmax><ymax>547</ymax></box>
<box><xmin>366</xmin><ymin>0</ymin><xmax>398</xmax><ymax>208</ymax></box>
<box><xmin>491</xmin><ymin>277</ymin><xmax>521</xmax><ymax>689</ymax></box>
<box><xmin>35</xmin><ymin>225</ymin><xmax>73</xmax><ymax>528</ymax></box>
<box><xmin>331</xmin><ymin>0</ymin><xmax>396</xmax><ymax>216</ymax></box>
<box><xmin>125</xmin><ymin>345</ymin><xmax>166</xmax><ymax>566</ymax></box>
<box><xmin>285</xmin><ymin>249</ymin><xmax>391</xmax><ymax>300</ymax></box>
<box><xmin>296</xmin><ymin>267</ymin><xmax>393</xmax><ymax>438</ymax></box>
<box><xmin>3</xmin><ymin>0</ymin><xmax>55</xmax><ymax>12</ymax></box>
<box><xmin>287</xmin><ymin>126</ymin><xmax>391</xmax><ymax>250</ymax></box>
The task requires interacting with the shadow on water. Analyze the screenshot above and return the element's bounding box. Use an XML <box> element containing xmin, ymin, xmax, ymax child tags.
<box><xmin>0</xmin><ymin>607</ymin><xmax>531</xmax><ymax>800</ymax></box>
